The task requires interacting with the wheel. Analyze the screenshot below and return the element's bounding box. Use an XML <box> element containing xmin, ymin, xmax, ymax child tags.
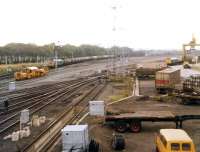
<box><xmin>115</xmin><ymin>122</ymin><xmax>127</xmax><ymax>133</ymax></box>
<box><xmin>181</xmin><ymin>98</ymin><xmax>191</xmax><ymax>105</ymax></box>
<box><xmin>112</xmin><ymin>135</ymin><xmax>125</xmax><ymax>150</ymax></box>
<box><xmin>130</xmin><ymin>121</ymin><xmax>141</xmax><ymax>133</ymax></box>
<box><xmin>156</xmin><ymin>147</ymin><xmax>159</xmax><ymax>152</ymax></box>
<box><xmin>152</xmin><ymin>147</ymin><xmax>159</xmax><ymax>152</ymax></box>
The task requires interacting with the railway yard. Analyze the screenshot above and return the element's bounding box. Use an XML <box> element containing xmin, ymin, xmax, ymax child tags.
<box><xmin>1</xmin><ymin>56</ymin><xmax>200</xmax><ymax>152</ymax></box>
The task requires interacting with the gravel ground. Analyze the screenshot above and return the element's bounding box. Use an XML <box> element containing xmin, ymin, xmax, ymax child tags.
<box><xmin>0</xmin><ymin>84</ymin><xmax>95</xmax><ymax>152</ymax></box>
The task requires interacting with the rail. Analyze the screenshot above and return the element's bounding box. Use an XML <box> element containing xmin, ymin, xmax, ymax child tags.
<box><xmin>22</xmin><ymin>82</ymin><xmax>106</xmax><ymax>152</ymax></box>
<box><xmin>0</xmin><ymin>77</ymin><xmax>101</xmax><ymax>135</ymax></box>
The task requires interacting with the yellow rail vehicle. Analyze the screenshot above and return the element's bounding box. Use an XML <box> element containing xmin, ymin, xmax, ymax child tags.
<box><xmin>14</xmin><ymin>66</ymin><xmax>48</xmax><ymax>81</ymax></box>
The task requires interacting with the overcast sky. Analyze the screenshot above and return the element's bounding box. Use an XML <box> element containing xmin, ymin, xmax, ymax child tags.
<box><xmin>0</xmin><ymin>0</ymin><xmax>200</xmax><ymax>49</ymax></box>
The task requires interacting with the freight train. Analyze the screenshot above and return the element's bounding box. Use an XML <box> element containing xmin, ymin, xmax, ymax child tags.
<box><xmin>47</xmin><ymin>55</ymin><xmax>113</xmax><ymax>68</ymax></box>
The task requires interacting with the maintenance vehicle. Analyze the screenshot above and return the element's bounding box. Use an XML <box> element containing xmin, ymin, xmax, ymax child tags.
<box><xmin>14</xmin><ymin>66</ymin><xmax>48</xmax><ymax>81</ymax></box>
<box><xmin>165</xmin><ymin>57</ymin><xmax>183</xmax><ymax>66</ymax></box>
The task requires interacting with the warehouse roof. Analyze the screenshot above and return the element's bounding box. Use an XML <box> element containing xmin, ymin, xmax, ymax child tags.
<box><xmin>160</xmin><ymin>129</ymin><xmax>192</xmax><ymax>141</ymax></box>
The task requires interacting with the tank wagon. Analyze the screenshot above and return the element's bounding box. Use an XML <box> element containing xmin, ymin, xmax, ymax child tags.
<box><xmin>47</xmin><ymin>55</ymin><xmax>113</xmax><ymax>68</ymax></box>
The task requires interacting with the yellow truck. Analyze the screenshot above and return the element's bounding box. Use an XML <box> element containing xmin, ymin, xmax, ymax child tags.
<box><xmin>155</xmin><ymin>129</ymin><xmax>196</xmax><ymax>152</ymax></box>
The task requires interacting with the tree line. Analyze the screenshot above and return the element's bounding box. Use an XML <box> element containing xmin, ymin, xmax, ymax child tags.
<box><xmin>0</xmin><ymin>43</ymin><xmax>145</xmax><ymax>64</ymax></box>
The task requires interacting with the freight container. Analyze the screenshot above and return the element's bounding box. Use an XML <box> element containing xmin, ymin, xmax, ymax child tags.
<box><xmin>89</xmin><ymin>101</ymin><xmax>105</xmax><ymax>116</ymax></box>
<box><xmin>62</xmin><ymin>125</ymin><xmax>89</xmax><ymax>152</ymax></box>
<box><xmin>155</xmin><ymin>68</ymin><xmax>180</xmax><ymax>93</ymax></box>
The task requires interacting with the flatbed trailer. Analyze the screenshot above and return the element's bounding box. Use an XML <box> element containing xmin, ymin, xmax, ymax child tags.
<box><xmin>105</xmin><ymin>111</ymin><xmax>200</xmax><ymax>133</ymax></box>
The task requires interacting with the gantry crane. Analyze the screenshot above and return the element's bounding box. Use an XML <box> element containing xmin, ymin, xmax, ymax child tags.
<box><xmin>182</xmin><ymin>35</ymin><xmax>200</xmax><ymax>63</ymax></box>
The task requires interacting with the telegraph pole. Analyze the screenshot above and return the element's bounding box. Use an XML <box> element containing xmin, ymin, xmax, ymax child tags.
<box><xmin>54</xmin><ymin>41</ymin><xmax>61</xmax><ymax>70</ymax></box>
<box><xmin>111</xmin><ymin>1</ymin><xmax>120</xmax><ymax>74</ymax></box>
<box><xmin>55</xmin><ymin>48</ymin><xmax>58</xmax><ymax>69</ymax></box>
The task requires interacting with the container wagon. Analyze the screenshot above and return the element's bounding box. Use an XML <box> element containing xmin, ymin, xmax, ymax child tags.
<box><xmin>105</xmin><ymin>111</ymin><xmax>200</xmax><ymax>133</ymax></box>
<box><xmin>174</xmin><ymin>74</ymin><xmax>200</xmax><ymax>104</ymax></box>
<box><xmin>155</xmin><ymin>68</ymin><xmax>180</xmax><ymax>93</ymax></box>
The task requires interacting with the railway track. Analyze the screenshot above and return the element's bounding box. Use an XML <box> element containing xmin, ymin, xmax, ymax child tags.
<box><xmin>0</xmin><ymin>78</ymin><xmax>83</xmax><ymax>99</ymax></box>
<box><xmin>0</xmin><ymin>73</ymin><xmax>12</xmax><ymax>80</ymax></box>
<box><xmin>0</xmin><ymin>76</ymin><xmax>102</xmax><ymax>136</ymax></box>
<box><xmin>0</xmin><ymin>65</ymin><xmax>85</xmax><ymax>93</ymax></box>
<box><xmin>22</xmin><ymin>82</ymin><xmax>106</xmax><ymax>152</ymax></box>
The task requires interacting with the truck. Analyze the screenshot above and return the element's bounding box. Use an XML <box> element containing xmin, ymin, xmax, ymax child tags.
<box><xmin>155</xmin><ymin>129</ymin><xmax>196</xmax><ymax>152</ymax></box>
<box><xmin>155</xmin><ymin>68</ymin><xmax>180</xmax><ymax>93</ymax></box>
<box><xmin>105</xmin><ymin>111</ymin><xmax>200</xmax><ymax>133</ymax></box>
